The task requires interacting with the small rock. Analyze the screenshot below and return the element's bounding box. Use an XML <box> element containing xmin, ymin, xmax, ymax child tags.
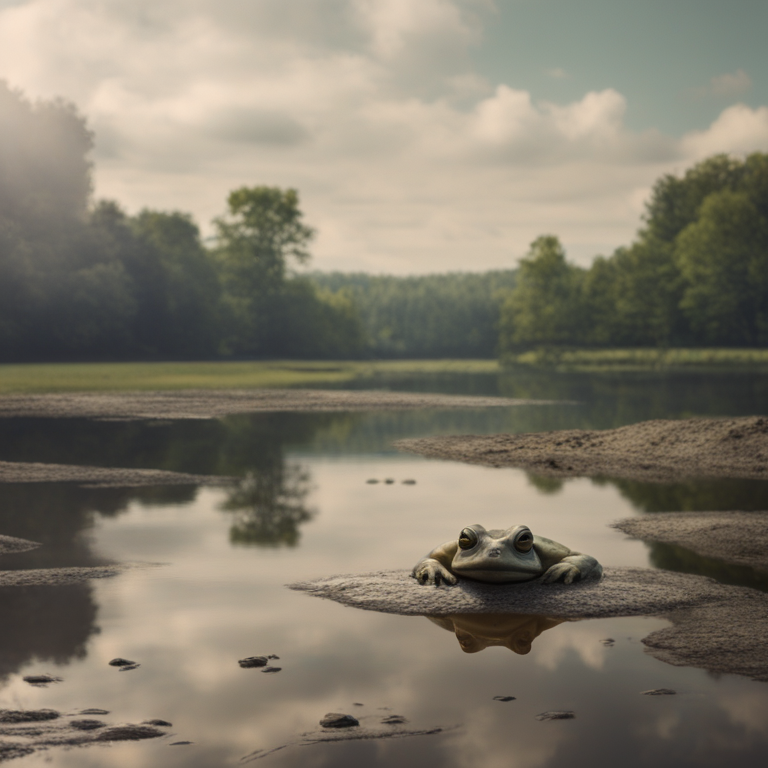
<box><xmin>239</xmin><ymin>656</ymin><xmax>269</xmax><ymax>668</ymax></box>
<box><xmin>600</xmin><ymin>638</ymin><xmax>615</xmax><ymax>646</ymax></box>
<box><xmin>535</xmin><ymin>711</ymin><xmax>575</xmax><ymax>721</ymax></box>
<box><xmin>70</xmin><ymin>719</ymin><xmax>105</xmax><ymax>731</ymax></box>
<box><xmin>402</xmin><ymin>479</ymin><xmax>417</xmax><ymax>485</ymax></box>
<box><xmin>96</xmin><ymin>725</ymin><xmax>164</xmax><ymax>741</ymax></box>
<box><xmin>366</xmin><ymin>479</ymin><xmax>379</xmax><ymax>484</ymax></box>
<box><xmin>261</xmin><ymin>666</ymin><xmax>281</xmax><ymax>674</ymax></box>
<box><xmin>268</xmin><ymin>655</ymin><xmax>280</xmax><ymax>660</ymax></box>
<box><xmin>23</xmin><ymin>674</ymin><xmax>62</xmax><ymax>686</ymax></box>
<box><xmin>641</xmin><ymin>688</ymin><xmax>676</xmax><ymax>696</ymax></box>
<box><xmin>118</xmin><ymin>664</ymin><xmax>140</xmax><ymax>672</ymax></box>
<box><xmin>353</xmin><ymin>702</ymin><xmax>364</xmax><ymax>707</ymax></box>
<box><xmin>381</xmin><ymin>715</ymin><xmax>407</xmax><ymax>725</ymax></box>
<box><xmin>493</xmin><ymin>696</ymin><xmax>516</xmax><ymax>702</ymax></box>
<box><xmin>108</xmin><ymin>658</ymin><xmax>136</xmax><ymax>667</ymax></box>
<box><xmin>80</xmin><ymin>709</ymin><xmax>110</xmax><ymax>716</ymax></box>
<box><xmin>142</xmin><ymin>719</ymin><xmax>172</xmax><ymax>727</ymax></box>
<box><xmin>320</xmin><ymin>713</ymin><xmax>359</xmax><ymax>728</ymax></box>
<box><xmin>384</xmin><ymin>479</ymin><xmax>395</xmax><ymax>484</ymax></box>
<box><xmin>0</xmin><ymin>709</ymin><xmax>59</xmax><ymax>723</ymax></box>
<box><xmin>170</xmin><ymin>741</ymin><xmax>193</xmax><ymax>746</ymax></box>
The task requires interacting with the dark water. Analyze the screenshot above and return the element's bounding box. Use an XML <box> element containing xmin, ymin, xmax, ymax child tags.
<box><xmin>1</xmin><ymin>368</ymin><xmax>767</xmax><ymax>767</ymax></box>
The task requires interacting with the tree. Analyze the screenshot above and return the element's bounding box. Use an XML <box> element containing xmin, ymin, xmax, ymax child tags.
<box><xmin>498</xmin><ymin>236</ymin><xmax>585</xmax><ymax>352</ymax></box>
<box><xmin>675</xmin><ymin>190</ymin><xmax>768</xmax><ymax>345</ymax></box>
<box><xmin>214</xmin><ymin>186</ymin><xmax>315</xmax><ymax>355</ymax></box>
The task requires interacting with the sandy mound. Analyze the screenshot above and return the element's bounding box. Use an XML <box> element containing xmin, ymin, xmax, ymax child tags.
<box><xmin>396</xmin><ymin>416</ymin><xmax>768</xmax><ymax>481</ymax></box>
<box><xmin>613</xmin><ymin>511</ymin><xmax>768</xmax><ymax>571</ymax></box>
<box><xmin>0</xmin><ymin>389</ymin><xmax>550</xmax><ymax>421</ymax></box>
<box><xmin>289</xmin><ymin>567</ymin><xmax>768</xmax><ymax>682</ymax></box>
<box><xmin>0</xmin><ymin>563</ymin><xmax>156</xmax><ymax>587</ymax></box>
<box><xmin>0</xmin><ymin>460</ymin><xmax>233</xmax><ymax>487</ymax></box>
<box><xmin>0</xmin><ymin>535</ymin><xmax>41</xmax><ymax>556</ymax></box>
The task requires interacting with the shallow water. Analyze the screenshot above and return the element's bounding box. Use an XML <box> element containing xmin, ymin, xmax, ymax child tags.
<box><xmin>1</xmin><ymin>369</ymin><xmax>768</xmax><ymax>766</ymax></box>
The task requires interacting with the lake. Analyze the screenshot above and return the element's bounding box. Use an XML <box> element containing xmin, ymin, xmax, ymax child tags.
<box><xmin>1</xmin><ymin>367</ymin><xmax>768</xmax><ymax>766</ymax></box>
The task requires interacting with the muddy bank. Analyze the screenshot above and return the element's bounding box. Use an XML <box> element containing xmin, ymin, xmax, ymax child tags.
<box><xmin>0</xmin><ymin>708</ymin><xmax>171</xmax><ymax>762</ymax></box>
<box><xmin>290</xmin><ymin>566</ymin><xmax>768</xmax><ymax>682</ymax></box>
<box><xmin>613</xmin><ymin>511</ymin><xmax>768</xmax><ymax>572</ymax></box>
<box><xmin>396</xmin><ymin>416</ymin><xmax>768</xmax><ymax>481</ymax></box>
<box><xmin>0</xmin><ymin>389</ymin><xmax>548</xmax><ymax>421</ymax></box>
<box><xmin>0</xmin><ymin>535</ymin><xmax>40</xmax><ymax>556</ymax></box>
<box><xmin>0</xmin><ymin>460</ymin><xmax>233</xmax><ymax>488</ymax></box>
<box><xmin>0</xmin><ymin>563</ymin><xmax>147</xmax><ymax>588</ymax></box>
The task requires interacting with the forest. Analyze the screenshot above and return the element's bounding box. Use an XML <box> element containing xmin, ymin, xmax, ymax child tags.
<box><xmin>1</xmin><ymin>81</ymin><xmax>766</xmax><ymax>363</ymax></box>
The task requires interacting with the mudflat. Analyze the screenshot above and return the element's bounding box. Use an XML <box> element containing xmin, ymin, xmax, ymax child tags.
<box><xmin>396</xmin><ymin>416</ymin><xmax>768</xmax><ymax>482</ymax></box>
<box><xmin>0</xmin><ymin>389</ymin><xmax>548</xmax><ymax>421</ymax></box>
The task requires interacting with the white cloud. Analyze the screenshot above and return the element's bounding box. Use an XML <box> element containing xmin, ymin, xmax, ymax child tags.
<box><xmin>1</xmin><ymin>0</ymin><xmax>767</xmax><ymax>273</ymax></box>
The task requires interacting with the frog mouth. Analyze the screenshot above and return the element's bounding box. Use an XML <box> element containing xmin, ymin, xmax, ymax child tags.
<box><xmin>454</xmin><ymin>564</ymin><xmax>542</xmax><ymax>583</ymax></box>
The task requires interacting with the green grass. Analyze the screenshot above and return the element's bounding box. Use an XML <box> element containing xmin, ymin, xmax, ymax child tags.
<box><xmin>0</xmin><ymin>359</ymin><xmax>501</xmax><ymax>394</ymax></box>
<box><xmin>503</xmin><ymin>348</ymin><xmax>768</xmax><ymax>370</ymax></box>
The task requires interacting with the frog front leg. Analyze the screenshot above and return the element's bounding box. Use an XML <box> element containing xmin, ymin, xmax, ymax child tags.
<box><xmin>412</xmin><ymin>540</ymin><xmax>460</xmax><ymax>586</ymax></box>
<box><xmin>541</xmin><ymin>554</ymin><xmax>602</xmax><ymax>584</ymax></box>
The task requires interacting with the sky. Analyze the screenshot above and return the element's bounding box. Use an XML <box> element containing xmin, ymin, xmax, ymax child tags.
<box><xmin>1</xmin><ymin>0</ymin><xmax>767</xmax><ymax>274</ymax></box>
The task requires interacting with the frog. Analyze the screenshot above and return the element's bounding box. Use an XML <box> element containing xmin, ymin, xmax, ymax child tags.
<box><xmin>411</xmin><ymin>524</ymin><xmax>602</xmax><ymax>586</ymax></box>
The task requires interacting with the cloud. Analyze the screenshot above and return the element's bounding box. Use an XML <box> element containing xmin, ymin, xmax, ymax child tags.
<box><xmin>709</xmin><ymin>69</ymin><xmax>752</xmax><ymax>97</ymax></box>
<box><xmin>1</xmin><ymin>0</ymin><xmax>767</xmax><ymax>273</ymax></box>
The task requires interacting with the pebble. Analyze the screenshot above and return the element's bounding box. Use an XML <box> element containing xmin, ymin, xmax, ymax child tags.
<box><xmin>381</xmin><ymin>715</ymin><xmax>407</xmax><ymax>725</ymax></box>
<box><xmin>170</xmin><ymin>741</ymin><xmax>193</xmax><ymax>746</ymax></box>
<box><xmin>142</xmin><ymin>719</ymin><xmax>172</xmax><ymax>727</ymax></box>
<box><xmin>641</xmin><ymin>688</ymin><xmax>676</xmax><ymax>696</ymax></box>
<box><xmin>493</xmin><ymin>696</ymin><xmax>516</xmax><ymax>702</ymax></box>
<box><xmin>384</xmin><ymin>479</ymin><xmax>395</xmax><ymax>484</ymax></box>
<box><xmin>320</xmin><ymin>713</ymin><xmax>359</xmax><ymax>728</ymax></box>
<box><xmin>118</xmin><ymin>664</ymin><xmax>140</xmax><ymax>672</ymax></box>
<box><xmin>69</xmin><ymin>720</ymin><xmax>105</xmax><ymax>731</ymax></box>
<box><xmin>600</xmin><ymin>638</ymin><xmax>615</xmax><ymax>646</ymax></box>
<box><xmin>535</xmin><ymin>711</ymin><xmax>575</xmax><ymax>721</ymax></box>
<box><xmin>108</xmin><ymin>658</ymin><xmax>136</xmax><ymax>667</ymax></box>
<box><xmin>261</xmin><ymin>666</ymin><xmax>281</xmax><ymax>674</ymax></box>
<box><xmin>402</xmin><ymin>479</ymin><xmax>417</xmax><ymax>485</ymax></box>
<box><xmin>23</xmin><ymin>674</ymin><xmax>62</xmax><ymax>686</ymax></box>
<box><xmin>366</xmin><ymin>479</ymin><xmax>379</xmax><ymax>484</ymax></box>
<box><xmin>95</xmin><ymin>725</ymin><xmax>164</xmax><ymax>741</ymax></box>
<box><xmin>238</xmin><ymin>656</ymin><xmax>268</xmax><ymax>668</ymax></box>
<box><xmin>80</xmin><ymin>709</ymin><xmax>109</xmax><ymax>716</ymax></box>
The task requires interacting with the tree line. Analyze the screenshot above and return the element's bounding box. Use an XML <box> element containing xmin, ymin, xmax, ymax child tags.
<box><xmin>2</xmin><ymin>81</ymin><xmax>766</xmax><ymax>363</ymax></box>
<box><xmin>499</xmin><ymin>153</ymin><xmax>768</xmax><ymax>354</ymax></box>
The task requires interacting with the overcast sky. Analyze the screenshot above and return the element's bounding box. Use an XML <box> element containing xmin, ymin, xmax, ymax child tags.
<box><xmin>1</xmin><ymin>0</ymin><xmax>767</xmax><ymax>273</ymax></box>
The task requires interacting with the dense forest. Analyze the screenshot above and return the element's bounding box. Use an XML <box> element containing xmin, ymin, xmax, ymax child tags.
<box><xmin>309</xmin><ymin>271</ymin><xmax>516</xmax><ymax>358</ymax></box>
<box><xmin>499</xmin><ymin>153</ymin><xmax>768</xmax><ymax>355</ymax></box>
<box><xmin>1</xmin><ymin>81</ymin><xmax>767</xmax><ymax>363</ymax></box>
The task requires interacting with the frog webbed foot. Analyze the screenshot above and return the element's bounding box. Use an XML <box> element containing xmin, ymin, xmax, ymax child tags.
<box><xmin>412</xmin><ymin>559</ymin><xmax>458</xmax><ymax>587</ymax></box>
<box><xmin>541</xmin><ymin>562</ymin><xmax>581</xmax><ymax>584</ymax></box>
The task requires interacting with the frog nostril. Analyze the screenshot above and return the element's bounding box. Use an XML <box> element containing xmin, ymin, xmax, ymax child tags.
<box><xmin>488</xmin><ymin>548</ymin><xmax>501</xmax><ymax>557</ymax></box>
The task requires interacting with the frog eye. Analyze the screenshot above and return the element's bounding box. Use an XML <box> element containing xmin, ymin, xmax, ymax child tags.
<box><xmin>458</xmin><ymin>528</ymin><xmax>478</xmax><ymax>550</ymax></box>
<box><xmin>514</xmin><ymin>529</ymin><xmax>534</xmax><ymax>553</ymax></box>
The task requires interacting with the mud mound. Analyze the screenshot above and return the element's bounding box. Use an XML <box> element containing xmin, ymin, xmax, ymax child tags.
<box><xmin>396</xmin><ymin>416</ymin><xmax>768</xmax><ymax>481</ymax></box>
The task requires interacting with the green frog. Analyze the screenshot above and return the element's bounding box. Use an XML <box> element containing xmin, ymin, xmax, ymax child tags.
<box><xmin>412</xmin><ymin>524</ymin><xmax>602</xmax><ymax>586</ymax></box>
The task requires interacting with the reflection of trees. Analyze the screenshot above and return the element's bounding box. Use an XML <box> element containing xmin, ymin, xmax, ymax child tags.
<box><xmin>0</xmin><ymin>584</ymin><xmax>99</xmax><ymax>686</ymax></box>
<box><xmin>220</xmin><ymin>463</ymin><xmax>315</xmax><ymax>547</ymax></box>
<box><xmin>646</xmin><ymin>540</ymin><xmax>768</xmax><ymax>593</ymax></box>
<box><xmin>596</xmin><ymin>477</ymin><xmax>768</xmax><ymax>513</ymax></box>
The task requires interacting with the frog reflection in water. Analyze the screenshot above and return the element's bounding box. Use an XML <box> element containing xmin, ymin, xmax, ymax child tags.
<box><xmin>412</xmin><ymin>524</ymin><xmax>602</xmax><ymax>586</ymax></box>
<box><xmin>428</xmin><ymin>613</ymin><xmax>564</xmax><ymax>654</ymax></box>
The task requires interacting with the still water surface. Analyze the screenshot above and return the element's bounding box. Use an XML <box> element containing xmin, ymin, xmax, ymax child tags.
<box><xmin>2</xmin><ymin>368</ymin><xmax>768</xmax><ymax>766</ymax></box>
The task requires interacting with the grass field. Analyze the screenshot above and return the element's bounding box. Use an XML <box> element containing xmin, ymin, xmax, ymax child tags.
<box><xmin>504</xmin><ymin>348</ymin><xmax>768</xmax><ymax>370</ymax></box>
<box><xmin>0</xmin><ymin>359</ymin><xmax>501</xmax><ymax>394</ymax></box>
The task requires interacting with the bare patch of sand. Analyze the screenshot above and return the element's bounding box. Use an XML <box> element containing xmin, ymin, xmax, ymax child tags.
<box><xmin>0</xmin><ymin>460</ymin><xmax>233</xmax><ymax>488</ymax></box>
<box><xmin>0</xmin><ymin>389</ymin><xmax>549</xmax><ymax>421</ymax></box>
<box><xmin>396</xmin><ymin>416</ymin><xmax>768</xmax><ymax>481</ymax></box>
<box><xmin>289</xmin><ymin>567</ymin><xmax>768</xmax><ymax>682</ymax></box>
